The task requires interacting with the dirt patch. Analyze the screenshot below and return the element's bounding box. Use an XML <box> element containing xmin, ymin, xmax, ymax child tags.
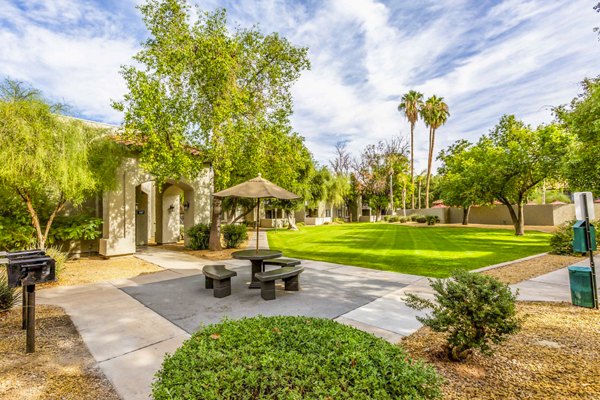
<box><xmin>157</xmin><ymin>242</ymin><xmax>248</xmax><ymax>261</ymax></box>
<box><xmin>45</xmin><ymin>256</ymin><xmax>163</xmax><ymax>288</ymax></box>
<box><xmin>0</xmin><ymin>305</ymin><xmax>119</xmax><ymax>400</ymax></box>
<box><xmin>401</xmin><ymin>302</ymin><xmax>600</xmax><ymax>400</ymax></box>
<box><xmin>481</xmin><ymin>254</ymin><xmax>582</xmax><ymax>284</ymax></box>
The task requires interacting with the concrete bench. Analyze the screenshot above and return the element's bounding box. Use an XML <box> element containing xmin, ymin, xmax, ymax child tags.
<box><xmin>262</xmin><ymin>257</ymin><xmax>302</xmax><ymax>268</ymax></box>
<box><xmin>202</xmin><ymin>265</ymin><xmax>237</xmax><ymax>298</ymax></box>
<box><xmin>255</xmin><ymin>266</ymin><xmax>304</xmax><ymax>300</ymax></box>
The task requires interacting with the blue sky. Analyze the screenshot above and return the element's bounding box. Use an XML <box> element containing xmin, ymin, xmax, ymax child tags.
<box><xmin>1</xmin><ymin>0</ymin><xmax>598</xmax><ymax>171</ymax></box>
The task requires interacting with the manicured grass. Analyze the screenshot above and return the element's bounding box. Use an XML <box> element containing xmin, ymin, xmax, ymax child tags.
<box><xmin>267</xmin><ymin>223</ymin><xmax>551</xmax><ymax>278</ymax></box>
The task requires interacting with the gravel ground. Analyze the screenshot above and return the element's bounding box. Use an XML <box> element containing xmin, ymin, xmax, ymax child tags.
<box><xmin>0</xmin><ymin>305</ymin><xmax>120</xmax><ymax>400</ymax></box>
<box><xmin>481</xmin><ymin>254</ymin><xmax>583</xmax><ymax>284</ymax></box>
<box><xmin>45</xmin><ymin>256</ymin><xmax>163</xmax><ymax>288</ymax></box>
<box><xmin>158</xmin><ymin>242</ymin><xmax>249</xmax><ymax>261</ymax></box>
<box><xmin>401</xmin><ymin>302</ymin><xmax>600</xmax><ymax>400</ymax></box>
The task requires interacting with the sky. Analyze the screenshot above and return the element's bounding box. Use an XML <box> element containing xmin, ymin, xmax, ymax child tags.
<box><xmin>1</xmin><ymin>0</ymin><xmax>598</xmax><ymax>171</ymax></box>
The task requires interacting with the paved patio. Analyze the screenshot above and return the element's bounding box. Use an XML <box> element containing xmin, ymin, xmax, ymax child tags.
<box><xmin>36</xmin><ymin>246</ymin><xmax>598</xmax><ymax>400</ymax></box>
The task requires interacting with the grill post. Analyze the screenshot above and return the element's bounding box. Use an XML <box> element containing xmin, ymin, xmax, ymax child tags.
<box><xmin>25</xmin><ymin>284</ymin><xmax>35</xmax><ymax>354</ymax></box>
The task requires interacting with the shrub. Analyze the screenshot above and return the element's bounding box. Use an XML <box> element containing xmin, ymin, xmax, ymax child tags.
<box><xmin>410</xmin><ymin>214</ymin><xmax>425</xmax><ymax>222</ymax></box>
<box><xmin>406</xmin><ymin>270</ymin><xmax>520</xmax><ymax>361</ymax></box>
<box><xmin>399</xmin><ymin>216</ymin><xmax>408</xmax><ymax>223</ymax></box>
<box><xmin>425</xmin><ymin>215</ymin><xmax>440</xmax><ymax>225</ymax></box>
<box><xmin>45</xmin><ymin>246</ymin><xmax>68</xmax><ymax>279</ymax></box>
<box><xmin>333</xmin><ymin>217</ymin><xmax>345</xmax><ymax>224</ymax></box>
<box><xmin>296</xmin><ymin>222</ymin><xmax>305</xmax><ymax>227</ymax></box>
<box><xmin>383</xmin><ymin>215</ymin><xmax>391</xmax><ymax>222</ymax></box>
<box><xmin>0</xmin><ymin>270</ymin><xmax>19</xmax><ymax>313</ymax></box>
<box><xmin>186</xmin><ymin>223</ymin><xmax>210</xmax><ymax>250</ymax></box>
<box><xmin>549</xmin><ymin>219</ymin><xmax>600</xmax><ymax>255</ymax></box>
<box><xmin>416</xmin><ymin>216</ymin><xmax>427</xmax><ymax>223</ymax></box>
<box><xmin>222</xmin><ymin>224</ymin><xmax>248</xmax><ymax>249</ymax></box>
<box><xmin>388</xmin><ymin>216</ymin><xmax>400</xmax><ymax>223</ymax></box>
<box><xmin>153</xmin><ymin>316</ymin><xmax>441</xmax><ymax>399</ymax></box>
<box><xmin>48</xmin><ymin>215</ymin><xmax>103</xmax><ymax>244</ymax></box>
<box><xmin>0</xmin><ymin>215</ymin><xmax>35</xmax><ymax>251</ymax></box>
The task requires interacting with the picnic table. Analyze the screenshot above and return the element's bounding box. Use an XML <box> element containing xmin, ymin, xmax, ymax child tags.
<box><xmin>231</xmin><ymin>249</ymin><xmax>282</xmax><ymax>289</ymax></box>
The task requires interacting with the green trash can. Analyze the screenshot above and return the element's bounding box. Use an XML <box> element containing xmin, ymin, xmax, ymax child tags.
<box><xmin>568</xmin><ymin>266</ymin><xmax>595</xmax><ymax>308</ymax></box>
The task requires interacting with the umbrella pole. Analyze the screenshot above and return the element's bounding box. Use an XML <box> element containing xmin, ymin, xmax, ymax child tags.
<box><xmin>256</xmin><ymin>198</ymin><xmax>260</xmax><ymax>253</ymax></box>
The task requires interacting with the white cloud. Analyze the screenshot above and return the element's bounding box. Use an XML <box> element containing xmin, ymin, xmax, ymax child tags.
<box><xmin>0</xmin><ymin>0</ymin><xmax>597</xmax><ymax>172</ymax></box>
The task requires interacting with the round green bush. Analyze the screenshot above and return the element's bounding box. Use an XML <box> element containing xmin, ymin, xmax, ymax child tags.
<box><xmin>153</xmin><ymin>316</ymin><xmax>441</xmax><ymax>399</ymax></box>
<box><xmin>222</xmin><ymin>224</ymin><xmax>248</xmax><ymax>248</ymax></box>
<box><xmin>186</xmin><ymin>223</ymin><xmax>210</xmax><ymax>250</ymax></box>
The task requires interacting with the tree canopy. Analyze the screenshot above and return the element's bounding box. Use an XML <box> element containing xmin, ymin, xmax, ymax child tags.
<box><xmin>466</xmin><ymin>115</ymin><xmax>573</xmax><ymax>235</ymax></box>
<box><xmin>556</xmin><ymin>77</ymin><xmax>600</xmax><ymax>195</ymax></box>
<box><xmin>0</xmin><ymin>79</ymin><xmax>121</xmax><ymax>248</ymax></box>
<box><xmin>115</xmin><ymin>0</ymin><xmax>313</xmax><ymax>249</ymax></box>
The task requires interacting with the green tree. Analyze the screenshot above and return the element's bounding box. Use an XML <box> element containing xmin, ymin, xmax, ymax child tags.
<box><xmin>398</xmin><ymin>90</ymin><xmax>424</xmax><ymax>209</ymax></box>
<box><xmin>115</xmin><ymin>0</ymin><xmax>311</xmax><ymax>250</ymax></box>
<box><xmin>437</xmin><ymin>140</ymin><xmax>484</xmax><ymax>224</ymax></box>
<box><xmin>0</xmin><ymin>79</ymin><xmax>121</xmax><ymax>249</ymax></box>
<box><xmin>470</xmin><ymin>115</ymin><xmax>573</xmax><ymax>235</ymax></box>
<box><xmin>420</xmin><ymin>95</ymin><xmax>449</xmax><ymax>209</ymax></box>
<box><xmin>556</xmin><ymin>77</ymin><xmax>600</xmax><ymax>194</ymax></box>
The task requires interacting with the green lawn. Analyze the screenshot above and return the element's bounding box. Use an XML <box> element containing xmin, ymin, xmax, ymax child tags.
<box><xmin>267</xmin><ymin>223</ymin><xmax>551</xmax><ymax>277</ymax></box>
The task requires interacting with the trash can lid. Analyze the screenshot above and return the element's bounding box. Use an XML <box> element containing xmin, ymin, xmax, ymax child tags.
<box><xmin>568</xmin><ymin>266</ymin><xmax>592</xmax><ymax>272</ymax></box>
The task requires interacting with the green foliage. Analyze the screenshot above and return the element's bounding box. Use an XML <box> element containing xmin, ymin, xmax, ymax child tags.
<box><xmin>48</xmin><ymin>215</ymin><xmax>103</xmax><ymax>244</ymax></box>
<box><xmin>416</xmin><ymin>216</ymin><xmax>427</xmax><ymax>223</ymax></box>
<box><xmin>451</xmin><ymin>115</ymin><xmax>573</xmax><ymax>235</ymax></box>
<box><xmin>0</xmin><ymin>78</ymin><xmax>122</xmax><ymax>248</ymax></box>
<box><xmin>425</xmin><ymin>215</ymin><xmax>440</xmax><ymax>225</ymax></box>
<box><xmin>549</xmin><ymin>219</ymin><xmax>600</xmax><ymax>255</ymax></box>
<box><xmin>399</xmin><ymin>216</ymin><xmax>408</xmax><ymax>223</ymax></box>
<box><xmin>406</xmin><ymin>271</ymin><xmax>520</xmax><ymax>361</ymax></box>
<box><xmin>0</xmin><ymin>215</ymin><xmax>34</xmax><ymax>251</ymax></box>
<box><xmin>410</xmin><ymin>214</ymin><xmax>425</xmax><ymax>222</ymax></box>
<box><xmin>45</xmin><ymin>246</ymin><xmax>68</xmax><ymax>280</ymax></box>
<box><xmin>186</xmin><ymin>223</ymin><xmax>210</xmax><ymax>250</ymax></box>
<box><xmin>0</xmin><ymin>270</ymin><xmax>19</xmax><ymax>313</ymax></box>
<box><xmin>153</xmin><ymin>316</ymin><xmax>441</xmax><ymax>399</ymax></box>
<box><xmin>388</xmin><ymin>216</ymin><xmax>400</xmax><ymax>223</ymax></box>
<box><xmin>556</xmin><ymin>77</ymin><xmax>600</xmax><ymax>194</ymax></box>
<box><xmin>222</xmin><ymin>224</ymin><xmax>248</xmax><ymax>249</ymax></box>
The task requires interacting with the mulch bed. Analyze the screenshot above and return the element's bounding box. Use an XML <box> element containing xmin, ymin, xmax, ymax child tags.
<box><xmin>401</xmin><ymin>302</ymin><xmax>600</xmax><ymax>399</ymax></box>
<box><xmin>0</xmin><ymin>305</ymin><xmax>120</xmax><ymax>400</ymax></box>
<box><xmin>481</xmin><ymin>254</ymin><xmax>583</xmax><ymax>284</ymax></box>
<box><xmin>157</xmin><ymin>242</ymin><xmax>249</xmax><ymax>261</ymax></box>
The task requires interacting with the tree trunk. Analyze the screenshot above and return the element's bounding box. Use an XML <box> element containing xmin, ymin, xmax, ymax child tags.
<box><xmin>389</xmin><ymin>174</ymin><xmax>394</xmax><ymax>216</ymax></box>
<box><xmin>515</xmin><ymin>203</ymin><xmax>525</xmax><ymax>236</ymax></box>
<box><xmin>42</xmin><ymin>196</ymin><xmax>66</xmax><ymax>249</ymax></box>
<box><xmin>17</xmin><ymin>189</ymin><xmax>44</xmax><ymax>249</ymax></box>
<box><xmin>499</xmin><ymin>197</ymin><xmax>524</xmax><ymax>236</ymax></box>
<box><xmin>402</xmin><ymin>183</ymin><xmax>407</xmax><ymax>217</ymax></box>
<box><xmin>231</xmin><ymin>204</ymin><xmax>257</xmax><ymax>224</ymax></box>
<box><xmin>286</xmin><ymin>210</ymin><xmax>298</xmax><ymax>230</ymax></box>
<box><xmin>208</xmin><ymin>197</ymin><xmax>222</xmax><ymax>251</ymax></box>
<box><xmin>462</xmin><ymin>206</ymin><xmax>470</xmax><ymax>225</ymax></box>
<box><xmin>410</xmin><ymin>122</ymin><xmax>415</xmax><ymax>210</ymax></box>
<box><xmin>425</xmin><ymin>126</ymin><xmax>435</xmax><ymax>209</ymax></box>
<box><xmin>418</xmin><ymin>178</ymin><xmax>422</xmax><ymax>209</ymax></box>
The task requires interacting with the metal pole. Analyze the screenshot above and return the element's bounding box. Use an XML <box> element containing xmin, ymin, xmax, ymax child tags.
<box><xmin>25</xmin><ymin>284</ymin><xmax>35</xmax><ymax>353</ymax></box>
<box><xmin>256</xmin><ymin>198</ymin><xmax>260</xmax><ymax>253</ymax></box>
<box><xmin>22</xmin><ymin>288</ymin><xmax>27</xmax><ymax>330</ymax></box>
<box><xmin>582</xmin><ymin>193</ymin><xmax>598</xmax><ymax>309</ymax></box>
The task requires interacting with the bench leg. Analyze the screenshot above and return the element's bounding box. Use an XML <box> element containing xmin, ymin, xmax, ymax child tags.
<box><xmin>213</xmin><ymin>278</ymin><xmax>231</xmax><ymax>298</ymax></box>
<box><xmin>261</xmin><ymin>280</ymin><xmax>276</xmax><ymax>300</ymax></box>
<box><xmin>205</xmin><ymin>277</ymin><xmax>214</xmax><ymax>289</ymax></box>
<box><xmin>284</xmin><ymin>275</ymin><xmax>300</xmax><ymax>291</ymax></box>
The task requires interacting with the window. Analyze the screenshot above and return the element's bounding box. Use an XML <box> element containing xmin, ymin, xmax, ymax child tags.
<box><xmin>325</xmin><ymin>209</ymin><xmax>331</xmax><ymax>217</ymax></box>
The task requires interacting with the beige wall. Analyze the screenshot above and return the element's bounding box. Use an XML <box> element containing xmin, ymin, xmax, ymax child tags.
<box><xmin>99</xmin><ymin>157</ymin><xmax>212</xmax><ymax>257</ymax></box>
<box><xmin>406</xmin><ymin>204</ymin><xmax>600</xmax><ymax>227</ymax></box>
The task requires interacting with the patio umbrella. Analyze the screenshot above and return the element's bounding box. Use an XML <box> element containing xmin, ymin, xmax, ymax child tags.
<box><xmin>213</xmin><ymin>174</ymin><xmax>300</xmax><ymax>252</ymax></box>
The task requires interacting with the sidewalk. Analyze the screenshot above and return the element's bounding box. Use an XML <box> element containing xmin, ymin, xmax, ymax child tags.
<box><xmin>37</xmin><ymin>249</ymin><xmax>594</xmax><ymax>400</ymax></box>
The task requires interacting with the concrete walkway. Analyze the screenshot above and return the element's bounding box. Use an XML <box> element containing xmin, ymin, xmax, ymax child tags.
<box><xmin>37</xmin><ymin>249</ymin><xmax>597</xmax><ymax>400</ymax></box>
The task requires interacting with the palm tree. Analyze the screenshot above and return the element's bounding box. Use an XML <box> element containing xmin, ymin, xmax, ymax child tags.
<box><xmin>398</xmin><ymin>90</ymin><xmax>423</xmax><ymax>210</ymax></box>
<box><xmin>421</xmin><ymin>95</ymin><xmax>449</xmax><ymax>209</ymax></box>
